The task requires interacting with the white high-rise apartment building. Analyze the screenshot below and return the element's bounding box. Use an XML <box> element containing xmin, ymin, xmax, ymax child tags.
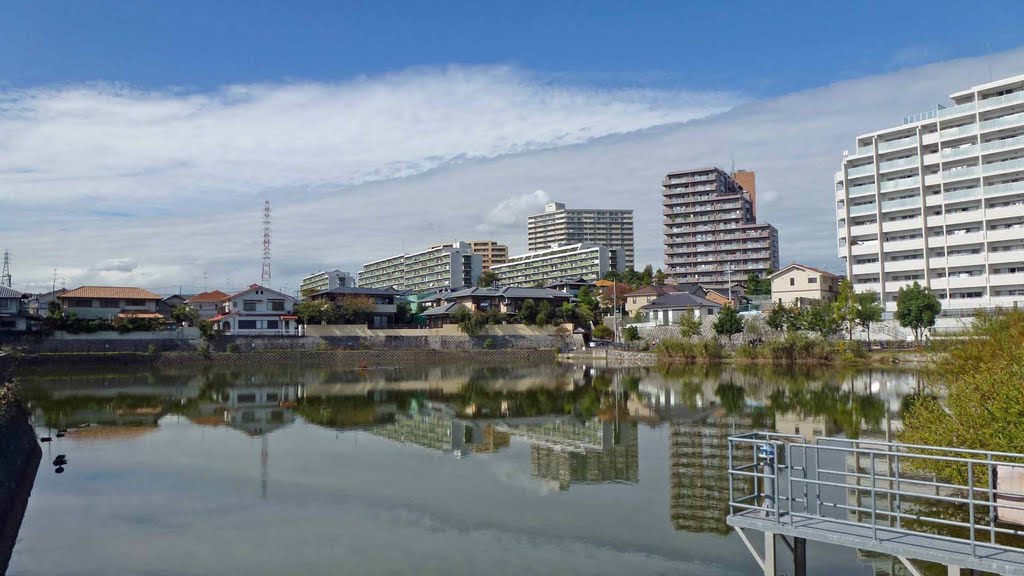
<box><xmin>359</xmin><ymin>241</ymin><xmax>482</xmax><ymax>293</ymax></box>
<box><xmin>299</xmin><ymin>269</ymin><xmax>355</xmax><ymax>295</ymax></box>
<box><xmin>836</xmin><ymin>74</ymin><xmax>1024</xmax><ymax>316</ymax></box>
<box><xmin>527</xmin><ymin>202</ymin><xmax>635</xmax><ymax>269</ymax></box>
<box><xmin>491</xmin><ymin>243</ymin><xmax>624</xmax><ymax>287</ymax></box>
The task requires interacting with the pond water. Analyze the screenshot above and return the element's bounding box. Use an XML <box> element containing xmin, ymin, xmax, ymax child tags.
<box><xmin>10</xmin><ymin>363</ymin><xmax>929</xmax><ymax>575</ymax></box>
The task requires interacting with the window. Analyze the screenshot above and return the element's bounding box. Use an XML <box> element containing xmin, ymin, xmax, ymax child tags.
<box><xmin>0</xmin><ymin>300</ymin><xmax>8</xmax><ymax>310</ymax></box>
<box><xmin>790</xmin><ymin>278</ymin><xmax>795</xmax><ymax>286</ymax></box>
<box><xmin>268</xmin><ymin>299</ymin><xmax>285</xmax><ymax>312</ymax></box>
<box><xmin>266</xmin><ymin>392</ymin><xmax>280</xmax><ymax>403</ymax></box>
<box><xmin>99</xmin><ymin>299</ymin><xmax>119</xmax><ymax>308</ymax></box>
<box><xmin>266</xmin><ymin>320</ymin><xmax>279</xmax><ymax>329</ymax></box>
<box><xmin>808</xmin><ymin>277</ymin><xmax>818</xmax><ymax>284</ymax></box>
<box><xmin>69</xmin><ymin>298</ymin><xmax>92</xmax><ymax>307</ymax></box>
<box><xmin>243</xmin><ymin>300</ymin><xmax>259</xmax><ymax>312</ymax></box>
<box><xmin>706</xmin><ymin>308</ymin><xmax>714</xmax><ymax>315</ymax></box>
<box><xmin>237</xmin><ymin>393</ymin><xmax>257</xmax><ymax>403</ymax></box>
<box><xmin>238</xmin><ymin>320</ymin><xmax>258</xmax><ymax>329</ymax></box>
<box><xmin>126</xmin><ymin>299</ymin><xmax>146</xmax><ymax>307</ymax></box>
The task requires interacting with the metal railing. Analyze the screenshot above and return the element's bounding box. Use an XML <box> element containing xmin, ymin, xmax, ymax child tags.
<box><xmin>727</xmin><ymin>433</ymin><xmax>1024</xmax><ymax>563</ymax></box>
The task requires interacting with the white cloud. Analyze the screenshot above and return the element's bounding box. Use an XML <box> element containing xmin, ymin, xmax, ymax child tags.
<box><xmin>3</xmin><ymin>51</ymin><xmax>1024</xmax><ymax>293</ymax></box>
<box><xmin>91</xmin><ymin>258</ymin><xmax>138</xmax><ymax>273</ymax></box>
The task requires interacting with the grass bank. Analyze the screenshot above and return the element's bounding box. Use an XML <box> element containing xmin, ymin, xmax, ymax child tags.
<box><xmin>654</xmin><ymin>334</ymin><xmax>931</xmax><ymax>367</ymax></box>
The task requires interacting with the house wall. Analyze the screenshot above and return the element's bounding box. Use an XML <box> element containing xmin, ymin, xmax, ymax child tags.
<box><xmin>771</xmin><ymin>269</ymin><xmax>839</xmax><ymax>306</ymax></box>
<box><xmin>224</xmin><ymin>289</ymin><xmax>295</xmax><ymax>315</ymax></box>
<box><xmin>625</xmin><ymin>294</ymin><xmax>660</xmax><ymax>317</ymax></box>
<box><xmin>60</xmin><ymin>298</ymin><xmax>158</xmax><ymax>320</ymax></box>
<box><xmin>190</xmin><ymin>301</ymin><xmax>222</xmax><ymax>319</ymax></box>
<box><xmin>647</xmin><ymin>306</ymin><xmax>718</xmax><ymax>326</ymax></box>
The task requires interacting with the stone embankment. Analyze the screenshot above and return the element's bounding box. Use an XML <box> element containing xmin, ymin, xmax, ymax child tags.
<box><xmin>0</xmin><ymin>370</ymin><xmax>42</xmax><ymax>573</ymax></box>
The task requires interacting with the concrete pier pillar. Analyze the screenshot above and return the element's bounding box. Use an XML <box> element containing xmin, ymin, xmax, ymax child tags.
<box><xmin>764</xmin><ymin>532</ymin><xmax>776</xmax><ymax>576</ymax></box>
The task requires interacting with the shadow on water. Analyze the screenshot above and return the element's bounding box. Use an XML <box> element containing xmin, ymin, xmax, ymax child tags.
<box><xmin>0</xmin><ymin>407</ymin><xmax>41</xmax><ymax>575</ymax></box>
<box><xmin>14</xmin><ymin>362</ymin><xmax>948</xmax><ymax>575</ymax></box>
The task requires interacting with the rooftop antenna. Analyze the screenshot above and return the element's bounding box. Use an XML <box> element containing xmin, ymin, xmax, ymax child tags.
<box><xmin>1</xmin><ymin>251</ymin><xmax>11</xmax><ymax>288</ymax></box>
<box><xmin>261</xmin><ymin>201</ymin><xmax>272</xmax><ymax>285</ymax></box>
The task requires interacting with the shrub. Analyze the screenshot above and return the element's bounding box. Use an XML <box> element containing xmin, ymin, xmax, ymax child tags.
<box><xmin>226</xmin><ymin>343</ymin><xmax>240</xmax><ymax>354</ymax></box>
<box><xmin>654</xmin><ymin>338</ymin><xmax>723</xmax><ymax>363</ymax></box>
<box><xmin>735</xmin><ymin>343</ymin><xmax>759</xmax><ymax>361</ymax></box>
<box><xmin>146</xmin><ymin>343</ymin><xmax>158</xmax><ymax>355</ymax></box>
<box><xmin>482</xmin><ymin>337</ymin><xmax>495</xmax><ymax>349</ymax></box>
<box><xmin>622</xmin><ymin>325</ymin><xmax>640</xmax><ymax>342</ymax></box>
<box><xmin>592</xmin><ymin>323</ymin><xmax>613</xmax><ymax>340</ymax></box>
<box><xmin>316</xmin><ymin>340</ymin><xmax>331</xmax><ymax>352</ymax></box>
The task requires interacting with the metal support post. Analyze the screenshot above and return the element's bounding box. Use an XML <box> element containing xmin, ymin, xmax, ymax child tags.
<box><xmin>764</xmin><ymin>532</ymin><xmax>777</xmax><ymax>576</ymax></box>
<box><xmin>793</xmin><ymin>537</ymin><xmax>807</xmax><ymax>576</ymax></box>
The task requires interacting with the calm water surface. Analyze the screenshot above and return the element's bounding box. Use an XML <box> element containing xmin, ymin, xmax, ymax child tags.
<box><xmin>10</xmin><ymin>363</ymin><xmax>926</xmax><ymax>575</ymax></box>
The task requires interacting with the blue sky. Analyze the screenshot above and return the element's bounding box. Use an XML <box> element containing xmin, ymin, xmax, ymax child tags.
<box><xmin>1</xmin><ymin>2</ymin><xmax>1024</xmax><ymax>293</ymax></box>
<box><xmin>3</xmin><ymin>1</ymin><xmax>1022</xmax><ymax>95</ymax></box>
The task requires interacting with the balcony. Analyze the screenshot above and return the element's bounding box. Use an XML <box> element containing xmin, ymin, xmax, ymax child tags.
<box><xmin>983</xmin><ymin>181</ymin><xmax>1024</xmax><ymax>198</ymax></box>
<box><xmin>945</xmin><ymin>231</ymin><xmax>985</xmax><ymax>246</ymax></box>
<box><xmin>981</xmin><ymin>134</ymin><xmax>1024</xmax><ymax>155</ymax></box>
<box><xmin>987</xmin><ymin>203</ymin><xmax>1024</xmax><ymax>220</ymax></box>
<box><xmin>850</xmin><ymin>242</ymin><xmax>880</xmax><ymax>256</ymax></box>
<box><xmin>940</xmin><ymin>124</ymin><xmax>978</xmax><ymax>139</ymax></box>
<box><xmin>979</xmin><ymin>90</ymin><xmax>1024</xmax><ymax>111</ymax></box>
<box><xmin>944</xmin><ymin>209</ymin><xmax>983</xmax><ymax>226</ymax></box>
<box><xmin>885</xmin><ymin>280</ymin><xmax>923</xmax><ymax>293</ymax></box>
<box><xmin>849</xmin><ymin>203</ymin><xmax>877</xmax><ymax>216</ymax></box>
<box><xmin>855</xmin><ymin>145</ymin><xmax>874</xmax><ymax>156</ymax></box>
<box><xmin>947</xmin><ymin>254</ymin><xmax>984</xmax><ymax>268</ymax></box>
<box><xmin>943</xmin><ymin>187</ymin><xmax>982</xmax><ymax>202</ymax></box>
<box><xmin>850</xmin><ymin>222</ymin><xmax>880</xmax><ymax>236</ymax></box>
<box><xmin>990</xmin><ymin>272</ymin><xmax>1024</xmax><ymax>286</ymax></box>
<box><xmin>878</xmin><ymin>157</ymin><xmax>919</xmax><ymax>173</ymax></box>
<box><xmin>877</xmin><ymin>136</ymin><xmax>917</xmax><ymax>152</ymax></box>
<box><xmin>938</xmin><ymin>101</ymin><xmax>978</xmax><ymax>120</ymax></box>
<box><xmin>884</xmin><ymin>258</ymin><xmax>925</xmax><ymax>272</ymax></box>
<box><xmin>880</xmin><ymin>196</ymin><xmax>921</xmax><ymax>212</ymax></box>
<box><xmin>882</xmin><ymin>218</ymin><xmax>922</xmax><ymax>233</ymax></box>
<box><xmin>941</xmin><ymin>165</ymin><xmax>981</xmax><ymax>182</ymax></box>
<box><xmin>929</xmin><ymin>257</ymin><xmax>948</xmax><ymax>268</ymax></box>
<box><xmin>846</xmin><ymin>164</ymin><xmax>876</xmax><ymax>178</ymax></box>
<box><xmin>947</xmin><ymin>274</ymin><xmax>987</xmax><ymax>289</ymax></box>
<box><xmin>989</xmin><ymin>249</ymin><xmax>1024</xmax><ymax>265</ymax></box>
<box><xmin>941</xmin><ymin>144</ymin><xmax>978</xmax><ymax>160</ymax></box>
<box><xmin>988</xmin><ymin>227</ymin><xmax>1024</xmax><ymax>243</ymax></box>
<box><xmin>847</xmin><ymin>182</ymin><xmax>877</xmax><ymax>197</ymax></box>
<box><xmin>879</xmin><ymin>176</ymin><xmax>920</xmax><ymax>192</ymax></box>
<box><xmin>851</xmin><ymin>261</ymin><xmax>881</xmax><ymax>275</ymax></box>
<box><xmin>979</xmin><ymin>111</ymin><xmax>1024</xmax><ymax>133</ymax></box>
<box><xmin>982</xmin><ymin>157</ymin><xmax>1024</xmax><ymax>176</ymax></box>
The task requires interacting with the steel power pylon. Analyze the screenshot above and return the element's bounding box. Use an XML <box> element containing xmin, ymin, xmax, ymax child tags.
<box><xmin>261</xmin><ymin>201</ymin><xmax>272</xmax><ymax>284</ymax></box>
<box><xmin>0</xmin><ymin>251</ymin><xmax>11</xmax><ymax>288</ymax></box>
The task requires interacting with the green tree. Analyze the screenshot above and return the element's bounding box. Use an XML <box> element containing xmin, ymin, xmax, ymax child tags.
<box><xmin>518</xmin><ymin>299</ymin><xmax>537</xmax><ymax>325</ymax></box>
<box><xmin>766</xmin><ymin>303</ymin><xmax>797</xmax><ymax>332</ymax></box>
<box><xmin>901</xmin><ymin>310</ymin><xmax>1024</xmax><ymax>485</ymax></box>
<box><xmin>477</xmin><ymin>270</ymin><xmax>499</xmax><ymax>287</ymax></box>
<box><xmin>746</xmin><ymin>271</ymin><xmax>773</xmax><ymax>296</ymax></box>
<box><xmin>592</xmin><ymin>323</ymin><xmax>613</xmax><ymax>340</ymax></box>
<box><xmin>654</xmin><ymin>268</ymin><xmax>667</xmax><ymax>286</ymax></box>
<box><xmin>171</xmin><ymin>304</ymin><xmax>199</xmax><ymax>326</ymax></box>
<box><xmin>294</xmin><ymin>299</ymin><xmax>340</xmax><ymax>325</ymax></box>
<box><xmin>339</xmin><ymin>295</ymin><xmax>378</xmax><ymax>324</ymax></box>
<box><xmin>535</xmin><ymin>301</ymin><xmax>552</xmax><ymax>327</ymax></box>
<box><xmin>640</xmin><ymin>265</ymin><xmax>654</xmax><ymax>287</ymax></box>
<box><xmin>712</xmin><ymin>304</ymin><xmax>744</xmax><ymax>344</ymax></box>
<box><xmin>833</xmin><ymin>279</ymin><xmax>859</xmax><ymax>340</ymax></box>
<box><xmin>803</xmin><ymin>300</ymin><xmax>842</xmax><ymax>340</ymax></box>
<box><xmin>855</xmin><ymin>291</ymin><xmax>884</xmax><ymax>348</ymax></box>
<box><xmin>395</xmin><ymin>300</ymin><xmax>413</xmax><ymax>325</ymax></box>
<box><xmin>895</xmin><ymin>282</ymin><xmax>941</xmax><ymax>344</ymax></box>
<box><xmin>622</xmin><ymin>325</ymin><xmax>640</xmax><ymax>342</ymax></box>
<box><xmin>449</xmin><ymin>304</ymin><xmax>472</xmax><ymax>325</ymax></box>
<box><xmin>576</xmin><ymin>286</ymin><xmax>601</xmax><ymax>322</ymax></box>
<box><xmin>678</xmin><ymin>311</ymin><xmax>702</xmax><ymax>339</ymax></box>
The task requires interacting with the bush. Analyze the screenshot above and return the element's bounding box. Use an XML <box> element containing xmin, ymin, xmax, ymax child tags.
<box><xmin>654</xmin><ymin>338</ymin><xmax>723</xmax><ymax>363</ymax></box>
<box><xmin>226</xmin><ymin>343</ymin><xmax>240</xmax><ymax>354</ymax></box>
<box><xmin>482</xmin><ymin>337</ymin><xmax>495</xmax><ymax>349</ymax></box>
<box><xmin>316</xmin><ymin>340</ymin><xmax>331</xmax><ymax>351</ymax></box>
<box><xmin>622</xmin><ymin>325</ymin><xmax>640</xmax><ymax>342</ymax></box>
<box><xmin>146</xmin><ymin>343</ymin><xmax>158</xmax><ymax>355</ymax></box>
<box><xmin>592</xmin><ymin>323</ymin><xmax>613</xmax><ymax>340</ymax></box>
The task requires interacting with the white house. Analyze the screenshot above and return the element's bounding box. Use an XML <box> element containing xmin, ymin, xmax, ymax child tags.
<box><xmin>641</xmin><ymin>291</ymin><xmax>722</xmax><ymax>326</ymax></box>
<box><xmin>211</xmin><ymin>284</ymin><xmax>298</xmax><ymax>336</ymax></box>
<box><xmin>0</xmin><ymin>286</ymin><xmax>29</xmax><ymax>331</ymax></box>
<box><xmin>186</xmin><ymin>290</ymin><xmax>231</xmax><ymax>320</ymax></box>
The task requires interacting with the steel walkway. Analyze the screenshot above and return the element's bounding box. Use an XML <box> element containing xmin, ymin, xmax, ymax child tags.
<box><xmin>726</xmin><ymin>433</ymin><xmax>1024</xmax><ymax>576</ymax></box>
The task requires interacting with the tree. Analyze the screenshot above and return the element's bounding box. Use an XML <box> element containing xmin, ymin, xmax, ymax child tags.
<box><xmin>449</xmin><ymin>304</ymin><xmax>472</xmax><ymax>325</ymax></box>
<box><xmin>592</xmin><ymin>323</ymin><xmax>613</xmax><ymax>340</ymax></box>
<box><xmin>171</xmin><ymin>304</ymin><xmax>199</xmax><ymax>326</ymax></box>
<box><xmin>576</xmin><ymin>286</ymin><xmax>601</xmax><ymax>322</ymax></box>
<box><xmin>622</xmin><ymin>325</ymin><xmax>640</xmax><ymax>342</ymax></box>
<box><xmin>294</xmin><ymin>299</ymin><xmax>340</xmax><ymax>325</ymax></box>
<box><xmin>477</xmin><ymin>270</ymin><xmax>499</xmax><ymax>288</ymax></box>
<box><xmin>678</xmin><ymin>310</ymin><xmax>702</xmax><ymax>339</ymax></box>
<box><xmin>654</xmin><ymin>268</ymin><xmax>667</xmax><ymax>286</ymax></box>
<box><xmin>855</xmin><ymin>291</ymin><xmax>884</xmax><ymax>348</ymax></box>
<box><xmin>895</xmin><ymin>282</ymin><xmax>941</xmax><ymax>344</ymax></box>
<box><xmin>712</xmin><ymin>304</ymin><xmax>744</xmax><ymax>344</ymax></box>
<box><xmin>833</xmin><ymin>279</ymin><xmax>859</xmax><ymax>340</ymax></box>
<box><xmin>339</xmin><ymin>295</ymin><xmax>377</xmax><ymax>324</ymax></box>
<box><xmin>766</xmin><ymin>303</ymin><xmax>799</xmax><ymax>332</ymax></box>
<box><xmin>746</xmin><ymin>271</ymin><xmax>773</xmax><ymax>296</ymax></box>
<box><xmin>803</xmin><ymin>300</ymin><xmax>842</xmax><ymax>340</ymax></box>
<box><xmin>535</xmin><ymin>301</ymin><xmax>552</xmax><ymax>327</ymax></box>
<box><xmin>640</xmin><ymin>265</ymin><xmax>654</xmax><ymax>287</ymax></box>
<box><xmin>518</xmin><ymin>299</ymin><xmax>537</xmax><ymax>325</ymax></box>
<box><xmin>901</xmin><ymin>310</ymin><xmax>1024</xmax><ymax>486</ymax></box>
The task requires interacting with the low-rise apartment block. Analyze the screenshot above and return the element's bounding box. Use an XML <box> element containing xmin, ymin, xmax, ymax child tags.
<box><xmin>359</xmin><ymin>241</ymin><xmax>482</xmax><ymax>292</ymax></box>
<box><xmin>491</xmin><ymin>243</ymin><xmax>624</xmax><ymax>287</ymax></box>
<box><xmin>528</xmin><ymin>202</ymin><xmax>635</xmax><ymax>269</ymax></box>
<box><xmin>299</xmin><ymin>269</ymin><xmax>355</xmax><ymax>295</ymax></box>
<box><xmin>837</xmin><ymin>73</ymin><xmax>1024</xmax><ymax>315</ymax></box>
<box><xmin>663</xmin><ymin>168</ymin><xmax>779</xmax><ymax>287</ymax></box>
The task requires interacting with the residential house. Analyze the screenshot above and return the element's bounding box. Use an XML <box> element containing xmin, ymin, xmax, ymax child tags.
<box><xmin>157</xmin><ymin>294</ymin><xmax>192</xmax><ymax>318</ymax></box>
<box><xmin>625</xmin><ymin>285</ymin><xmax>702</xmax><ymax>318</ymax></box>
<box><xmin>544</xmin><ymin>276</ymin><xmax>593</xmax><ymax>297</ymax></box>
<box><xmin>0</xmin><ymin>286</ymin><xmax>29</xmax><ymax>331</ymax></box>
<box><xmin>211</xmin><ymin>284</ymin><xmax>298</xmax><ymax>335</ymax></box>
<box><xmin>29</xmin><ymin>288</ymin><xmax>67</xmax><ymax>316</ymax></box>
<box><xmin>307</xmin><ymin>286</ymin><xmax>402</xmax><ymax>328</ymax></box>
<box><xmin>641</xmin><ymin>291</ymin><xmax>722</xmax><ymax>326</ymax></box>
<box><xmin>419</xmin><ymin>286</ymin><xmax>572</xmax><ymax>326</ymax></box>
<box><xmin>769</xmin><ymin>264</ymin><xmax>840</xmax><ymax>307</ymax></box>
<box><xmin>58</xmin><ymin>286</ymin><xmax>164</xmax><ymax>320</ymax></box>
<box><xmin>186</xmin><ymin>290</ymin><xmax>231</xmax><ymax>320</ymax></box>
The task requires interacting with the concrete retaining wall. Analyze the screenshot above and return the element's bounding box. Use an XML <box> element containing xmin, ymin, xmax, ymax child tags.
<box><xmin>0</xmin><ymin>397</ymin><xmax>41</xmax><ymax>574</ymax></box>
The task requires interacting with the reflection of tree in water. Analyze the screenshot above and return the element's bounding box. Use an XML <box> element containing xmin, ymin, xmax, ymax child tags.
<box><xmin>767</xmin><ymin>385</ymin><xmax>886</xmax><ymax>439</ymax></box>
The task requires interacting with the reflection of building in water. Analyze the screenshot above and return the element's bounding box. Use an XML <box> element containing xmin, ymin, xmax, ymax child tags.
<box><xmin>774</xmin><ymin>412</ymin><xmax>835</xmax><ymax>442</ymax></box>
<box><xmin>473</xmin><ymin>425</ymin><xmax>511</xmax><ymax>454</ymax></box>
<box><xmin>196</xmin><ymin>384</ymin><xmax>299</xmax><ymax>436</ymax></box>
<box><xmin>529</xmin><ymin>421</ymin><xmax>639</xmax><ymax>491</ymax></box>
<box><xmin>369</xmin><ymin>402</ymin><xmax>508</xmax><ymax>457</ymax></box>
<box><xmin>670</xmin><ymin>415</ymin><xmax>753</xmax><ymax>534</ymax></box>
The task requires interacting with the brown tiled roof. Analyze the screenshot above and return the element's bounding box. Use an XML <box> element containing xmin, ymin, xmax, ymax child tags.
<box><xmin>60</xmin><ymin>286</ymin><xmax>162</xmax><ymax>300</ymax></box>
<box><xmin>187</xmin><ymin>290</ymin><xmax>230</xmax><ymax>303</ymax></box>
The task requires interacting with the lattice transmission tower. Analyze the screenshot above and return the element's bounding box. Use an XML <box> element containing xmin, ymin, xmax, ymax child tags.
<box><xmin>0</xmin><ymin>251</ymin><xmax>11</xmax><ymax>288</ymax></box>
<box><xmin>261</xmin><ymin>201</ymin><xmax>272</xmax><ymax>284</ymax></box>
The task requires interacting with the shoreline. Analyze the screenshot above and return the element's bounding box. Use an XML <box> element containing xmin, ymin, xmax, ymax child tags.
<box><xmin>0</xmin><ymin>392</ymin><xmax>42</xmax><ymax>574</ymax></box>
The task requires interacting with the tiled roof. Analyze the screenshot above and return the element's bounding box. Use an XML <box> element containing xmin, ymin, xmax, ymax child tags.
<box><xmin>60</xmin><ymin>286</ymin><xmax>162</xmax><ymax>300</ymax></box>
<box><xmin>769</xmin><ymin>263</ymin><xmax>839</xmax><ymax>279</ymax></box>
<box><xmin>188</xmin><ymin>290</ymin><xmax>230</xmax><ymax>303</ymax></box>
<box><xmin>0</xmin><ymin>286</ymin><xmax>23</xmax><ymax>299</ymax></box>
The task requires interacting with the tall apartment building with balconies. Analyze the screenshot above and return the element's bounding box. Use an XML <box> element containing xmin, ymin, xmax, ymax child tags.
<box><xmin>527</xmin><ymin>202</ymin><xmax>635</xmax><ymax>269</ymax></box>
<box><xmin>663</xmin><ymin>168</ymin><xmax>780</xmax><ymax>287</ymax></box>
<box><xmin>299</xmin><ymin>269</ymin><xmax>355</xmax><ymax>296</ymax></box>
<box><xmin>359</xmin><ymin>242</ymin><xmax>481</xmax><ymax>292</ymax></box>
<box><xmin>836</xmin><ymin>74</ymin><xmax>1024</xmax><ymax>315</ymax></box>
<box><xmin>491</xmin><ymin>243</ymin><xmax>624</xmax><ymax>287</ymax></box>
<box><xmin>432</xmin><ymin>240</ymin><xmax>508</xmax><ymax>273</ymax></box>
